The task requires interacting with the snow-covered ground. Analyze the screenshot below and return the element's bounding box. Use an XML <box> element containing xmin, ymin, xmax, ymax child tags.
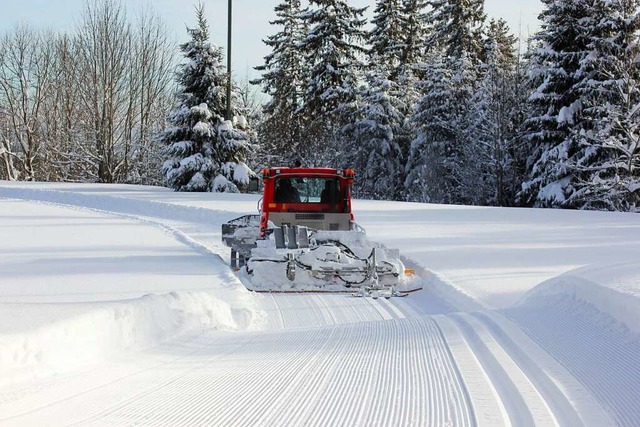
<box><xmin>0</xmin><ymin>181</ymin><xmax>638</xmax><ymax>426</ymax></box>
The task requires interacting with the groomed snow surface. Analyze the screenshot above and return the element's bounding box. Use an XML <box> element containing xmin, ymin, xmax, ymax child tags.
<box><xmin>0</xmin><ymin>182</ymin><xmax>639</xmax><ymax>426</ymax></box>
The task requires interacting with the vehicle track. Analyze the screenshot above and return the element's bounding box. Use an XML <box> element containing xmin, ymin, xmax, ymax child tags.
<box><xmin>435</xmin><ymin>311</ymin><xmax>616</xmax><ymax>427</ymax></box>
<box><xmin>258</xmin><ymin>293</ymin><xmax>412</xmax><ymax>331</ymax></box>
<box><xmin>507</xmin><ymin>299</ymin><xmax>635</xmax><ymax>426</ymax></box>
<box><xmin>471</xmin><ymin>311</ymin><xmax>614</xmax><ymax>426</ymax></box>
<box><xmin>450</xmin><ymin>313</ymin><xmax>549</xmax><ymax>426</ymax></box>
<box><xmin>1</xmin><ymin>317</ymin><xmax>475</xmax><ymax>426</ymax></box>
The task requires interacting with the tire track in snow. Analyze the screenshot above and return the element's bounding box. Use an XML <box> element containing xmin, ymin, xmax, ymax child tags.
<box><xmin>507</xmin><ymin>299</ymin><xmax>639</xmax><ymax>427</ymax></box>
<box><xmin>377</xmin><ymin>295</ymin><xmax>413</xmax><ymax>319</ymax></box>
<box><xmin>429</xmin><ymin>317</ymin><xmax>477</xmax><ymax>426</ymax></box>
<box><xmin>223</xmin><ymin>317</ymin><xmax>472</xmax><ymax>426</ymax></box>
<box><xmin>259</xmin><ymin>293</ymin><xmax>395</xmax><ymax>331</ymax></box>
<box><xmin>72</xmin><ymin>332</ymin><xmax>266</xmax><ymax>427</ymax></box>
<box><xmin>254</xmin><ymin>326</ymin><xmax>355</xmax><ymax>426</ymax></box>
<box><xmin>448</xmin><ymin>312</ymin><xmax>557</xmax><ymax>427</ymax></box>
<box><xmin>435</xmin><ymin>315</ymin><xmax>508</xmax><ymax>426</ymax></box>
<box><xmin>210</xmin><ymin>327</ymin><xmax>342</xmax><ymax>426</ymax></box>
<box><xmin>0</xmin><ymin>332</ymin><xmax>255</xmax><ymax>425</ymax></box>
<box><xmin>470</xmin><ymin>311</ymin><xmax>615</xmax><ymax>427</ymax></box>
<box><xmin>3</xmin><ymin>316</ymin><xmax>475</xmax><ymax>426</ymax></box>
<box><xmin>284</xmin><ymin>317</ymin><xmax>473</xmax><ymax>427</ymax></box>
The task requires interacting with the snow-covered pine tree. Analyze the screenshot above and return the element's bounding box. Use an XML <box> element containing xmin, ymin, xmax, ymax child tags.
<box><xmin>565</xmin><ymin>0</ymin><xmax>640</xmax><ymax>211</ymax></box>
<box><xmin>159</xmin><ymin>5</ymin><xmax>252</xmax><ymax>192</ymax></box>
<box><xmin>344</xmin><ymin>73</ymin><xmax>403</xmax><ymax>200</ymax></box>
<box><xmin>253</xmin><ymin>0</ymin><xmax>307</xmax><ymax>166</ymax></box>
<box><xmin>426</xmin><ymin>0</ymin><xmax>486</xmax><ymax>59</ymax></box>
<box><xmin>519</xmin><ymin>0</ymin><xmax>594</xmax><ymax>207</ymax></box>
<box><xmin>367</xmin><ymin>0</ymin><xmax>425</xmax><ymax>190</ymax></box>
<box><xmin>369</xmin><ymin>0</ymin><xmax>405</xmax><ymax>75</ymax></box>
<box><xmin>368</xmin><ymin>0</ymin><xmax>427</xmax><ymax>182</ymax></box>
<box><xmin>480</xmin><ymin>18</ymin><xmax>518</xmax><ymax>67</ymax></box>
<box><xmin>398</xmin><ymin>0</ymin><xmax>430</xmax><ymax>69</ymax></box>
<box><xmin>406</xmin><ymin>54</ymin><xmax>476</xmax><ymax>203</ymax></box>
<box><xmin>213</xmin><ymin>118</ymin><xmax>254</xmax><ymax>192</ymax></box>
<box><xmin>297</xmin><ymin>0</ymin><xmax>368</xmax><ymax>164</ymax></box>
<box><xmin>405</xmin><ymin>0</ymin><xmax>485</xmax><ymax>204</ymax></box>
<box><xmin>465</xmin><ymin>18</ymin><xmax>523</xmax><ymax>206</ymax></box>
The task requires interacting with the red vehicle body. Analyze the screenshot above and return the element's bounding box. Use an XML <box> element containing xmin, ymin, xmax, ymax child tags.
<box><xmin>258</xmin><ymin>167</ymin><xmax>356</xmax><ymax>236</ymax></box>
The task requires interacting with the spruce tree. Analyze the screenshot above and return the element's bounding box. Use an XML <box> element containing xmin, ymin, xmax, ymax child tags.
<box><xmin>368</xmin><ymin>0</ymin><xmax>425</xmax><ymax>190</ymax></box>
<box><xmin>406</xmin><ymin>54</ymin><xmax>476</xmax><ymax>203</ymax></box>
<box><xmin>159</xmin><ymin>5</ymin><xmax>251</xmax><ymax>192</ymax></box>
<box><xmin>253</xmin><ymin>0</ymin><xmax>307</xmax><ymax>165</ymax></box>
<box><xmin>300</xmin><ymin>0</ymin><xmax>367</xmax><ymax>117</ymax></box>
<box><xmin>297</xmin><ymin>0</ymin><xmax>368</xmax><ymax>164</ymax></box>
<box><xmin>398</xmin><ymin>0</ymin><xmax>430</xmax><ymax>69</ymax></box>
<box><xmin>519</xmin><ymin>0</ymin><xmax>593</xmax><ymax>207</ymax></box>
<box><xmin>344</xmin><ymin>73</ymin><xmax>403</xmax><ymax>200</ymax></box>
<box><xmin>426</xmin><ymin>0</ymin><xmax>486</xmax><ymax>59</ymax></box>
<box><xmin>466</xmin><ymin>19</ymin><xmax>523</xmax><ymax>206</ymax></box>
<box><xmin>405</xmin><ymin>0</ymin><xmax>485</xmax><ymax>204</ymax></box>
<box><xmin>369</xmin><ymin>0</ymin><xmax>405</xmax><ymax>75</ymax></box>
<box><xmin>565</xmin><ymin>0</ymin><xmax>640</xmax><ymax>210</ymax></box>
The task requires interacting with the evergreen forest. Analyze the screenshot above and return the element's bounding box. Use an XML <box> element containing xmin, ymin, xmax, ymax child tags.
<box><xmin>1</xmin><ymin>0</ymin><xmax>638</xmax><ymax>211</ymax></box>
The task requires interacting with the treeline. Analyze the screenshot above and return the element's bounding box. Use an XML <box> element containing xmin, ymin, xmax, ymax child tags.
<box><xmin>0</xmin><ymin>1</ymin><xmax>175</xmax><ymax>184</ymax></box>
<box><xmin>2</xmin><ymin>0</ymin><xmax>639</xmax><ymax>212</ymax></box>
<box><xmin>254</xmin><ymin>0</ymin><xmax>640</xmax><ymax>211</ymax></box>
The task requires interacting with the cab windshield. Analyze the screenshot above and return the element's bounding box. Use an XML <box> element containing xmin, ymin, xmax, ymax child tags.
<box><xmin>274</xmin><ymin>177</ymin><xmax>341</xmax><ymax>204</ymax></box>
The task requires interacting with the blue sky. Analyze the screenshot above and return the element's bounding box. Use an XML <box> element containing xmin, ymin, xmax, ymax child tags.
<box><xmin>0</xmin><ymin>0</ymin><xmax>543</xmax><ymax>79</ymax></box>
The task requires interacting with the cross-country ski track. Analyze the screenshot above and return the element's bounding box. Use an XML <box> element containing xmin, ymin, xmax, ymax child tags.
<box><xmin>1</xmin><ymin>182</ymin><xmax>638</xmax><ymax>426</ymax></box>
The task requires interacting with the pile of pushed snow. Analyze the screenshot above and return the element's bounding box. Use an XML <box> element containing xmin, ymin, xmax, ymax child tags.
<box><xmin>514</xmin><ymin>263</ymin><xmax>640</xmax><ymax>335</ymax></box>
<box><xmin>0</xmin><ymin>289</ymin><xmax>266</xmax><ymax>386</ymax></box>
<box><xmin>0</xmin><ymin>184</ymin><xmax>232</xmax><ymax>225</ymax></box>
<box><xmin>416</xmin><ymin>268</ymin><xmax>486</xmax><ymax>312</ymax></box>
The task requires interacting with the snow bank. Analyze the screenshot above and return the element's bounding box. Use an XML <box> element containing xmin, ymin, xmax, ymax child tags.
<box><xmin>0</xmin><ymin>290</ymin><xmax>266</xmax><ymax>386</ymax></box>
<box><xmin>401</xmin><ymin>257</ymin><xmax>486</xmax><ymax>313</ymax></box>
<box><xmin>515</xmin><ymin>263</ymin><xmax>640</xmax><ymax>335</ymax></box>
<box><xmin>0</xmin><ymin>185</ymin><xmax>229</xmax><ymax>225</ymax></box>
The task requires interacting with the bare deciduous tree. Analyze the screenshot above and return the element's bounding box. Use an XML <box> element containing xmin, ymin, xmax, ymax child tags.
<box><xmin>0</xmin><ymin>24</ymin><xmax>55</xmax><ymax>181</ymax></box>
<box><xmin>0</xmin><ymin>1</ymin><xmax>190</xmax><ymax>185</ymax></box>
<box><xmin>73</xmin><ymin>0</ymin><xmax>132</xmax><ymax>182</ymax></box>
<box><xmin>126</xmin><ymin>6</ymin><xmax>176</xmax><ymax>184</ymax></box>
<box><xmin>69</xmin><ymin>0</ymin><xmax>176</xmax><ymax>184</ymax></box>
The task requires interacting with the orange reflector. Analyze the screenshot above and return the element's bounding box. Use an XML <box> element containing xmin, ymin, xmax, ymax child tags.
<box><xmin>268</xmin><ymin>203</ymin><xmax>277</xmax><ymax>208</ymax></box>
<box><xmin>404</xmin><ymin>268</ymin><xmax>415</xmax><ymax>276</ymax></box>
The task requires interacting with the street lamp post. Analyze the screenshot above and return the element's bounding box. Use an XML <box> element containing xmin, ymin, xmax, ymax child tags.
<box><xmin>226</xmin><ymin>0</ymin><xmax>232</xmax><ymax>121</ymax></box>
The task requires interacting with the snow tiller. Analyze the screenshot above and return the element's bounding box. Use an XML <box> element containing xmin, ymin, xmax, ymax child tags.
<box><xmin>222</xmin><ymin>167</ymin><xmax>416</xmax><ymax>297</ymax></box>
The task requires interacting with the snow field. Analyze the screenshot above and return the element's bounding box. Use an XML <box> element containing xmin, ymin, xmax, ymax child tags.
<box><xmin>1</xmin><ymin>182</ymin><xmax>640</xmax><ymax>425</ymax></box>
<box><xmin>0</xmin><ymin>193</ymin><xmax>266</xmax><ymax>389</ymax></box>
<box><xmin>354</xmin><ymin>198</ymin><xmax>640</xmax><ymax>309</ymax></box>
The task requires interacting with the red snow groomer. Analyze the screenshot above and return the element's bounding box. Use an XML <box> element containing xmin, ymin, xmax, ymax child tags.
<box><xmin>258</xmin><ymin>166</ymin><xmax>355</xmax><ymax>236</ymax></box>
<box><xmin>222</xmin><ymin>167</ymin><xmax>414</xmax><ymax>297</ymax></box>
